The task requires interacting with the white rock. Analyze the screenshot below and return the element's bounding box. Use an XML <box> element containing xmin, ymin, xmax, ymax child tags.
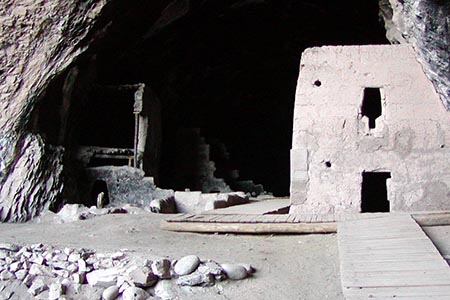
<box><xmin>239</xmin><ymin>263</ymin><xmax>256</xmax><ymax>274</ymax></box>
<box><xmin>48</xmin><ymin>282</ymin><xmax>64</xmax><ymax>300</ymax></box>
<box><xmin>52</xmin><ymin>253</ymin><xmax>68</xmax><ymax>262</ymax></box>
<box><xmin>176</xmin><ymin>272</ymin><xmax>215</xmax><ymax>287</ymax></box>
<box><xmin>0</xmin><ymin>251</ymin><xmax>8</xmax><ymax>259</ymax></box>
<box><xmin>23</xmin><ymin>274</ymin><xmax>35</xmax><ymax>287</ymax></box>
<box><xmin>68</xmin><ymin>253</ymin><xmax>81</xmax><ymax>263</ymax></box>
<box><xmin>220</xmin><ymin>263</ymin><xmax>248</xmax><ymax>280</ymax></box>
<box><xmin>27</xmin><ymin>277</ymin><xmax>47</xmax><ymax>296</ymax></box>
<box><xmin>66</xmin><ymin>263</ymin><xmax>78</xmax><ymax>274</ymax></box>
<box><xmin>15</xmin><ymin>269</ymin><xmax>28</xmax><ymax>280</ymax></box>
<box><xmin>151</xmin><ymin>259</ymin><xmax>171</xmax><ymax>279</ymax></box>
<box><xmin>0</xmin><ymin>243</ymin><xmax>20</xmax><ymax>252</ymax></box>
<box><xmin>128</xmin><ymin>266</ymin><xmax>158</xmax><ymax>288</ymax></box>
<box><xmin>52</xmin><ymin>261</ymin><xmax>70</xmax><ymax>270</ymax></box>
<box><xmin>72</xmin><ymin>272</ymin><xmax>86</xmax><ymax>284</ymax></box>
<box><xmin>111</xmin><ymin>252</ymin><xmax>125</xmax><ymax>260</ymax></box>
<box><xmin>174</xmin><ymin>255</ymin><xmax>200</xmax><ymax>276</ymax></box>
<box><xmin>0</xmin><ymin>269</ymin><xmax>14</xmax><ymax>281</ymax></box>
<box><xmin>77</xmin><ymin>259</ymin><xmax>87</xmax><ymax>273</ymax></box>
<box><xmin>122</xmin><ymin>286</ymin><xmax>150</xmax><ymax>300</ymax></box>
<box><xmin>154</xmin><ymin>280</ymin><xmax>177</xmax><ymax>300</ymax></box>
<box><xmin>102</xmin><ymin>285</ymin><xmax>119</xmax><ymax>300</ymax></box>
<box><xmin>29</xmin><ymin>264</ymin><xmax>53</xmax><ymax>277</ymax></box>
<box><xmin>55</xmin><ymin>204</ymin><xmax>88</xmax><ymax>223</ymax></box>
<box><xmin>29</xmin><ymin>253</ymin><xmax>45</xmax><ymax>265</ymax></box>
<box><xmin>9</xmin><ymin>261</ymin><xmax>21</xmax><ymax>272</ymax></box>
<box><xmin>60</xmin><ymin>278</ymin><xmax>71</xmax><ymax>289</ymax></box>
<box><xmin>86</xmin><ymin>268</ymin><xmax>119</xmax><ymax>287</ymax></box>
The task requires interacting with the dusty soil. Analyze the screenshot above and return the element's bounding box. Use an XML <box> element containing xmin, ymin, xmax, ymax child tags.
<box><xmin>423</xmin><ymin>225</ymin><xmax>450</xmax><ymax>258</ymax></box>
<box><xmin>0</xmin><ymin>210</ymin><xmax>344</xmax><ymax>300</ymax></box>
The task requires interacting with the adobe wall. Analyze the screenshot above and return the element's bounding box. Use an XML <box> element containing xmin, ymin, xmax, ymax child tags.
<box><xmin>290</xmin><ymin>45</ymin><xmax>450</xmax><ymax>214</ymax></box>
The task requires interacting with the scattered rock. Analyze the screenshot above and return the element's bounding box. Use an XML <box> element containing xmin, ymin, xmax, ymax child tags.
<box><xmin>176</xmin><ymin>272</ymin><xmax>215</xmax><ymax>287</ymax></box>
<box><xmin>73</xmin><ymin>272</ymin><xmax>86</xmax><ymax>284</ymax></box>
<box><xmin>102</xmin><ymin>285</ymin><xmax>120</xmax><ymax>300</ymax></box>
<box><xmin>48</xmin><ymin>282</ymin><xmax>64</xmax><ymax>300</ymax></box>
<box><xmin>154</xmin><ymin>280</ymin><xmax>177</xmax><ymax>300</ymax></box>
<box><xmin>27</xmin><ymin>277</ymin><xmax>47</xmax><ymax>296</ymax></box>
<box><xmin>220</xmin><ymin>263</ymin><xmax>248</xmax><ymax>280</ymax></box>
<box><xmin>0</xmin><ymin>270</ymin><xmax>14</xmax><ymax>281</ymax></box>
<box><xmin>174</xmin><ymin>255</ymin><xmax>200</xmax><ymax>276</ymax></box>
<box><xmin>151</xmin><ymin>259</ymin><xmax>171</xmax><ymax>279</ymax></box>
<box><xmin>128</xmin><ymin>266</ymin><xmax>158</xmax><ymax>288</ymax></box>
<box><xmin>198</xmin><ymin>260</ymin><xmax>225</xmax><ymax>280</ymax></box>
<box><xmin>86</xmin><ymin>268</ymin><xmax>119</xmax><ymax>287</ymax></box>
<box><xmin>240</xmin><ymin>263</ymin><xmax>256</xmax><ymax>274</ymax></box>
<box><xmin>149</xmin><ymin>197</ymin><xmax>177</xmax><ymax>213</ymax></box>
<box><xmin>15</xmin><ymin>269</ymin><xmax>28</xmax><ymax>280</ymax></box>
<box><xmin>122</xmin><ymin>286</ymin><xmax>150</xmax><ymax>300</ymax></box>
<box><xmin>0</xmin><ymin>243</ymin><xmax>20</xmax><ymax>252</ymax></box>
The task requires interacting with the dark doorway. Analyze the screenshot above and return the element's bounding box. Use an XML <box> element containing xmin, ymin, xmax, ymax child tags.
<box><xmin>361</xmin><ymin>88</ymin><xmax>382</xmax><ymax>129</ymax></box>
<box><xmin>361</xmin><ymin>172</ymin><xmax>391</xmax><ymax>212</ymax></box>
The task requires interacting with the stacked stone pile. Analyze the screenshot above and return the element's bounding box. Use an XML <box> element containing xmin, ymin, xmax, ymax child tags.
<box><xmin>0</xmin><ymin>243</ymin><xmax>255</xmax><ymax>299</ymax></box>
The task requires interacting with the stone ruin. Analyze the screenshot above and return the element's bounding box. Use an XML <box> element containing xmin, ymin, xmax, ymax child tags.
<box><xmin>290</xmin><ymin>44</ymin><xmax>450</xmax><ymax>215</ymax></box>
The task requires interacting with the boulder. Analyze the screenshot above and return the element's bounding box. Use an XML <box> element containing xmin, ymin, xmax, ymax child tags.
<box><xmin>128</xmin><ymin>266</ymin><xmax>158</xmax><ymax>288</ymax></box>
<box><xmin>220</xmin><ymin>263</ymin><xmax>248</xmax><ymax>280</ymax></box>
<box><xmin>86</xmin><ymin>268</ymin><xmax>119</xmax><ymax>287</ymax></box>
<box><xmin>151</xmin><ymin>259</ymin><xmax>171</xmax><ymax>279</ymax></box>
<box><xmin>173</xmin><ymin>255</ymin><xmax>200</xmax><ymax>276</ymax></box>
<box><xmin>122</xmin><ymin>286</ymin><xmax>150</xmax><ymax>300</ymax></box>
<box><xmin>102</xmin><ymin>285</ymin><xmax>120</xmax><ymax>300</ymax></box>
<box><xmin>176</xmin><ymin>272</ymin><xmax>215</xmax><ymax>287</ymax></box>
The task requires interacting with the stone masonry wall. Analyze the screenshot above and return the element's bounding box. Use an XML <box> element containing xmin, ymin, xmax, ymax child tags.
<box><xmin>290</xmin><ymin>45</ymin><xmax>450</xmax><ymax>214</ymax></box>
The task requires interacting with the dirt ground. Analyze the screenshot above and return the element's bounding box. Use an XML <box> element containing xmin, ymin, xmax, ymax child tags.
<box><xmin>0</xmin><ymin>210</ymin><xmax>344</xmax><ymax>300</ymax></box>
<box><xmin>423</xmin><ymin>225</ymin><xmax>450</xmax><ymax>258</ymax></box>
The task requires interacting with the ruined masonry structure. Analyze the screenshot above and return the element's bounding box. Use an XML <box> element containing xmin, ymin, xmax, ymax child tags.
<box><xmin>290</xmin><ymin>45</ymin><xmax>450</xmax><ymax>215</ymax></box>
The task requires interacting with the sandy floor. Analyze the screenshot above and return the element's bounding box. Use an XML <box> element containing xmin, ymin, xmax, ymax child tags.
<box><xmin>423</xmin><ymin>225</ymin><xmax>450</xmax><ymax>258</ymax></box>
<box><xmin>0</xmin><ymin>211</ymin><xmax>344</xmax><ymax>300</ymax></box>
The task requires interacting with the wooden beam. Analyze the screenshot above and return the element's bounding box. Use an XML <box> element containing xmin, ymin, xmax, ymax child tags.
<box><xmin>160</xmin><ymin>221</ymin><xmax>337</xmax><ymax>234</ymax></box>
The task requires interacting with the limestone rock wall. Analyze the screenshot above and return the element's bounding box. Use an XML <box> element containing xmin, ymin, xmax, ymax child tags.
<box><xmin>0</xmin><ymin>0</ymin><xmax>108</xmax><ymax>221</ymax></box>
<box><xmin>380</xmin><ymin>0</ymin><xmax>450</xmax><ymax>108</ymax></box>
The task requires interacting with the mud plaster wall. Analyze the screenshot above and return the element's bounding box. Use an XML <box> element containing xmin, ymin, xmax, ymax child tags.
<box><xmin>290</xmin><ymin>45</ymin><xmax>450</xmax><ymax>215</ymax></box>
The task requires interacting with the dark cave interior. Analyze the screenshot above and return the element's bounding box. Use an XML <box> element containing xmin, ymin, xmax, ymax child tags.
<box><xmin>35</xmin><ymin>0</ymin><xmax>389</xmax><ymax>198</ymax></box>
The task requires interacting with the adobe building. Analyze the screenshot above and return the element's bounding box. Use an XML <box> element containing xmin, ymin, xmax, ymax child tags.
<box><xmin>290</xmin><ymin>45</ymin><xmax>450</xmax><ymax>215</ymax></box>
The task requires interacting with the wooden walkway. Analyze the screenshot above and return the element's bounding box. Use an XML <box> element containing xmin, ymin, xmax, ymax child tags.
<box><xmin>338</xmin><ymin>215</ymin><xmax>450</xmax><ymax>299</ymax></box>
<box><xmin>162</xmin><ymin>213</ymin><xmax>387</xmax><ymax>233</ymax></box>
<box><xmin>203</xmin><ymin>198</ymin><xmax>290</xmax><ymax>215</ymax></box>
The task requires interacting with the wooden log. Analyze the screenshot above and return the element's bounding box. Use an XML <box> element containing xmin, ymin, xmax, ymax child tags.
<box><xmin>160</xmin><ymin>221</ymin><xmax>337</xmax><ymax>234</ymax></box>
<box><xmin>412</xmin><ymin>213</ymin><xmax>450</xmax><ymax>226</ymax></box>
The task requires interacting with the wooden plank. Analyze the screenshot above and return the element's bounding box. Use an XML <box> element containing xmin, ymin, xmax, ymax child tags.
<box><xmin>344</xmin><ymin>285</ymin><xmax>450</xmax><ymax>298</ymax></box>
<box><xmin>273</xmin><ymin>215</ymin><xmax>290</xmax><ymax>223</ymax></box>
<box><xmin>165</xmin><ymin>213</ymin><xmax>192</xmax><ymax>222</ymax></box>
<box><xmin>292</xmin><ymin>215</ymin><xmax>303</xmax><ymax>223</ymax></box>
<box><xmin>338</xmin><ymin>215</ymin><xmax>450</xmax><ymax>299</ymax></box>
<box><xmin>161</xmin><ymin>221</ymin><xmax>337</xmax><ymax>234</ymax></box>
<box><xmin>286</xmin><ymin>214</ymin><xmax>296</xmax><ymax>223</ymax></box>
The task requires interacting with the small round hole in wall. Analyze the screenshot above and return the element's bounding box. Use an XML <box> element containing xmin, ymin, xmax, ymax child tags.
<box><xmin>314</xmin><ymin>80</ymin><xmax>322</xmax><ymax>87</ymax></box>
<box><xmin>325</xmin><ymin>161</ymin><xmax>331</xmax><ymax>168</ymax></box>
<box><xmin>440</xmin><ymin>144</ymin><xmax>445</xmax><ymax>148</ymax></box>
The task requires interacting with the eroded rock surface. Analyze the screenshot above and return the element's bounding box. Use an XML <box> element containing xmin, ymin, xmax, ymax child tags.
<box><xmin>380</xmin><ymin>0</ymin><xmax>450</xmax><ymax>107</ymax></box>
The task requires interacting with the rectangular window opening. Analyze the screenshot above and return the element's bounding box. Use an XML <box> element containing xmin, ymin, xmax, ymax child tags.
<box><xmin>361</xmin><ymin>88</ymin><xmax>382</xmax><ymax>129</ymax></box>
<box><xmin>361</xmin><ymin>172</ymin><xmax>391</xmax><ymax>213</ymax></box>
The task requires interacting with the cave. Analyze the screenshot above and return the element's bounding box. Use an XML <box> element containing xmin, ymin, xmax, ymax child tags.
<box><xmin>35</xmin><ymin>0</ymin><xmax>389</xmax><ymax>203</ymax></box>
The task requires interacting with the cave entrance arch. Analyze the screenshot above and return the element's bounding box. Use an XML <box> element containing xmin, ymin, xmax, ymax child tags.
<box><xmin>35</xmin><ymin>0</ymin><xmax>389</xmax><ymax>202</ymax></box>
